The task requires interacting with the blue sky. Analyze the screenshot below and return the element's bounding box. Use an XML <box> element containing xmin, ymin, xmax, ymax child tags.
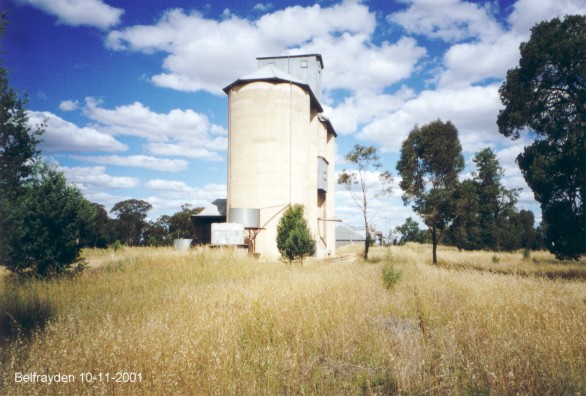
<box><xmin>4</xmin><ymin>0</ymin><xmax>585</xmax><ymax>235</ymax></box>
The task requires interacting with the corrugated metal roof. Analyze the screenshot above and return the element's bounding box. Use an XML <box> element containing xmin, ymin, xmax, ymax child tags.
<box><xmin>194</xmin><ymin>198</ymin><xmax>226</xmax><ymax>217</ymax></box>
<box><xmin>336</xmin><ymin>225</ymin><xmax>366</xmax><ymax>241</ymax></box>
<box><xmin>237</xmin><ymin>64</ymin><xmax>305</xmax><ymax>85</ymax></box>
<box><xmin>256</xmin><ymin>54</ymin><xmax>324</xmax><ymax>69</ymax></box>
<box><xmin>223</xmin><ymin>64</ymin><xmax>323</xmax><ymax>113</ymax></box>
<box><xmin>256</xmin><ymin>55</ymin><xmax>324</xmax><ymax>103</ymax></box>
<box><xmin>318</xmin><ymin>114</ymin><xmax>337</xmax><ymax>137</ymax></box>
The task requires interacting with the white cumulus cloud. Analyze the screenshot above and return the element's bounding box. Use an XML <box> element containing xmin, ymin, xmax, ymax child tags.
<box><xmin>77</xmin><ymin>155</ymin><xmax>188</xmax><ymax>172</ymax></box>
<box><xmin>437</xmin><ymin>33</ymin><xmax>524</xmax><ymax>88</ymax></box>
<box><xmin>83</xmin><ymin>98</ymin><xmax>226</xmax><ymax>161</ymax></box>
<box><xmin>28</xmin><ymin>111</ymin><xmax>127</xmax><ymax>153</ymax></box>
<box><xmin>358</xmin><ymin>85</ymin><xmax>507</xmax><ymax>154</ymax></box>
<box><xmin>106</xmin><ymin>1</ymin><xmax>424</xmax><ymax>95</ymax></box>
<box><xmin>388</xmin><ymin>0</ymin><xmax>504</xmax><ymax>43</ymax></box>
<box><xmin>508</xmin><ymin>0</ymin><xmax>586</xmax><ymax>33</ymax></box>
<box><xmin>59</xmin><ymin>100</ymin><xmax>80</xmax><ymax>111</ymax></box>
<box><xmin>61</xmin><ymin>166</ymin><xmax>140</xmax><ymax>189</ymax></box>
<box><xmin>145</xmin><ymin>181</ymin><xmax>226</xmax><ymax>213</ymax></box>
<box><xmin>15</xmin><ymin>0</ymin><xmax>124</xmax><ymax>29</ymax></box>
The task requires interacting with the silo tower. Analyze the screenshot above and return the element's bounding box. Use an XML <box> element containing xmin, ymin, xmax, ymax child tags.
<box><xmin>223</xmin><ymin>54</ymin><xmax>337</xmax><ymax>259</ymax></box>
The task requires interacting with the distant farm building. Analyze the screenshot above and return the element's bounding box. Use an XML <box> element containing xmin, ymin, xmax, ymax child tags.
<box><xmin>194</xmin><ymin>54</ymin><xmax>337</xmax><ymax>259</ymax></box>
<box><xmin>192</xmin><ymin>199</ymin><xmax>226</xmax><ymax>244</ymax></box>
<box><xmin>336</xmin><ymin>225</ymin><xmax>366</xmax><ymax>248</ymax></box>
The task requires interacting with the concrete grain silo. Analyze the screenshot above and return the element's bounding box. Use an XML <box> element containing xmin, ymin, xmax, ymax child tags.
<box><xmin>223</xmin><ymin>54</ymin><xmax>337</xmax><ymax>259</ymax></box>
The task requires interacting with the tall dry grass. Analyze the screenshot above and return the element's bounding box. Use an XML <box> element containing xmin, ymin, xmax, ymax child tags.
<box><xmin>0</xmin><ymin>245</ymin><xmax>584</xmax><ymax>395</ymax></box>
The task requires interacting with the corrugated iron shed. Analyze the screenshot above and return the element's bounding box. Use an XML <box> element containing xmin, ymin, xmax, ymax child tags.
<box><xmin>195</xmin><ymin>198</ymin><xmax>226</xmax><ymax>217</ymax></box>
<box><xmin>336</xmin><ymin>225</ymin><xmax>366</xmax><ymax>241</ymax></box>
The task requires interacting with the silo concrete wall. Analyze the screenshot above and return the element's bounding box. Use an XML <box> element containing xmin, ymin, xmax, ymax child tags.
<box><xmin>325</xmin><ymin>129</ymin><xmax>336</xmax><ymax>255</ymax></box>
<box><xmin>310</xmin><ymin>114</ymin><xmax>337</xmax><ymax>258</ymax></box>
<box><xmin>227</xmin><ymin>81</ymin><xmax>313</xmax><ymax>259</ymax></box>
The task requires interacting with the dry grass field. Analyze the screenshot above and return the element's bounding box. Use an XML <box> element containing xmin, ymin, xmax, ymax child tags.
<box><xmin>0</xmin><ymin>244</ymin><xmax>585</xmax><ymax>395</ymax></box>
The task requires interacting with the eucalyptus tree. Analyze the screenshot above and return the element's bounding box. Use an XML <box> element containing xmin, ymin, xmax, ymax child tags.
<box><xmin>472</xmin><ymin>148</ymin><xmax>520</xmax><ymax>250</ymax></box>
<box><xmin>397</xmin><ymin>120</ymin><xmax>464</xmax><ymax>264</ymax></box>
<box><xmin>110</xmin><ymin>199</ymin><xmax>153</xmax><ymax>246</ymax></box>
<box><xmin>497</xmin><ymin>15</ymin><xmax>586</xmax><ymax>260</ymax></box>
<box><xmin>338</xmin><ymin>145</ymin><xmax>393</xmax><ymax>260</ymax></box>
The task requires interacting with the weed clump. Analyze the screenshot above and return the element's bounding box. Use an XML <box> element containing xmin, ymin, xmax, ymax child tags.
<box><xmin>382</xmin><ymin>261</ymin><xmax>402</xmax><ymax>290</ymax></box>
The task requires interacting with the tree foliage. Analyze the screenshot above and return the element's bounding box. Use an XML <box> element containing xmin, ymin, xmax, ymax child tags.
<box><xmin>110</xmin><ymin>199</ymin><xmax>153</xmax><ymax>246</ymax></box>
<box><xmin>81</xmin><ymin>201</ymin><xmax>205</xmax><ymax>248</ymax></box>
<box><xmin>445</xmin><ymin>148</ymin><xmax>540</xmax><ymax>252</ymax></box>
<box><xmin>276</xmin><ymin>205</ymin><xmax>316</xmax><ymax>262</ymax></box>
<box><xmin>0</xmin><ymin>24</ymin><xmax>96</xmax><ymax>277</ymax></box>
<box><xmin>397</xmin><ymin>120</ymin><xmax>464</xmax><ymax>264</ymax></box>
<box><xmin>337</xmin><ymin>145</ymin><xmax>392</xmax><ymax>259</ymax></box>
<box><xmin>512</xmin><ymin>209</ymin><xmax>543</xmax><ymax>251</ymax></box>
<box><xmin>82</xmin><ymin>203</ymin><xmax>110</xmax><ymax>248</ymax></box>
<box><xmin>472</xmin><ymin>148</ymin><xmax>520</xmax><ymax>250</ymax></box>
<box><xmin>497</xmin><ymin>15</ymin><xmax>585</xmax><ymax>260</ymax></box>
<box><xmin>445</xmin><ymin>179</ymin><xmax>481</xmax><ymax>250</ymax></box>
<box><xmin>141</xmin><ymin>204</ymin><xmax>204</xmax><ymax>247</ymax></box>
<box><xmin>144</xmin><ymin>215</ymin><xmax>171</xmax><ymax>247</ymax></box>
<box><xmin>394</xmin><ymin>217</ymin><xmax>429</xmax><ymax>245</ymax></box>
<box><xmin>0</xmin><ymin>163</ymin><xmax>95</xmax><ymax>277</ymax></box>
<box><xmin>168</xmin><ymin>204</ymin><xmax>203</xmax><ymax>239</ymax></box>
<box><xmin>0</xmin><ymin>24</ymin><xmax>43</xmax><ymax>197</ymax></box>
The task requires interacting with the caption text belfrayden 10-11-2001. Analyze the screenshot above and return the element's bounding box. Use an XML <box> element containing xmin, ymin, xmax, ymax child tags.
<box><xmin>14</xmin><ymin>372</ymin><xmax>142</xmax><ymax>384</ymax></box>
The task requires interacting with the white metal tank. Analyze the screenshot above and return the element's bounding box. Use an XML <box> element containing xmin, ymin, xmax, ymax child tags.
<box><xmin>211</xmin><ymin>223</ymin><xmax>244</xmax><ymax>246</ymax></box>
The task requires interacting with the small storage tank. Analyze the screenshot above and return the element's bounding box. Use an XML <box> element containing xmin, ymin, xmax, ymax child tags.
<box><xmin>173</xmin><ymin>238</ymin><xmax>192</xmax><ymax>251</ymax></box>
<box><xmin>229</xmin><ymin>208</ymin><xmax>260</xmax><ymax>228</ymax></box>
<box><xmin>211</xmin><ymin>223</ymin><xmax>244</xmax><ymax>245</ymax></box>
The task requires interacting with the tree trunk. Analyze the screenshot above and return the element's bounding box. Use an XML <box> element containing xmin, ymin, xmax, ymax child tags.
<box><xmin>363</xmin><ymin>189</ymin><xmax>369</xmax><ymax>260</ymax></box>
<box><xmin>364</xmin><ymin>237</ymin><xmax>370</xmax><ymax>260</ymax></box>
<box><xmin>494</xmin><ymin>212</ymin><xmax>500</xmax><ymax>251</ymax></box>
<box><xmin>364</xmin><ymin>219</ymin><xmax>370</xmax><ymax>260</ymax></box>
<box><xmin>432</xmin><ymin>225</ymin><xmax>437</xmax><ymax>264</ymax></box>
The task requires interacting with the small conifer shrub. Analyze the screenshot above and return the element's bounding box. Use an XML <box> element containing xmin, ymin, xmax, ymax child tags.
<box><xmin>276</xmin><ymin>205</ymin><xmax>316</xmax><ymax>262</ymax></box>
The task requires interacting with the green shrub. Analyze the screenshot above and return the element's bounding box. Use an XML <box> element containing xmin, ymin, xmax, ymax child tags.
<box><xmin>492</xmin><ymin>255</ymin><xmax>500</xmax><ymax>263</ymax></box>
<box><xmin>110</xmin><ymin>240</ymin><xmax>123</xmax><ymax>252</ymax></box>
<box><xmin>0</xmin><ymin>163</ymin><xmax>95</xmax><ymax>277</ymax></box>
<box><xmin>276</xmin><ymin>205</ymin><xmax>316</xmax><ymax>262</ymax></box>
<box><xmin>382</xmin><ymin>261</ymin><xmax>402</xmax><ymax>290</ymax></box>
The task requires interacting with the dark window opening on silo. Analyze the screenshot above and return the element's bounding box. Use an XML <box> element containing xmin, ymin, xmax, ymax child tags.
<box><xmin>318</xmin><ymin>190</ymin><xmax>326</xmax><ymax>207</ymax></box>
<box><xmin>318</xmin><ymin>156</ymin><xmax>328</xmax><ymax>193</ymax></box>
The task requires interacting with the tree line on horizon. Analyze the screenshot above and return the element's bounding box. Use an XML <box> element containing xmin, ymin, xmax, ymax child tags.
<box><xmin>337</xmin><ymin>15</ymin><xmax>584</xmax><ymax>263</ymax></box>
<box><xmin>392</xmin><ymin>144</ymin><xmax>545</xmax><ymax>253</ymax></box>
<box><xmin>85</xmin><ymin>201</ymin><xmax>203</xmax><ymax>249</ymax></box>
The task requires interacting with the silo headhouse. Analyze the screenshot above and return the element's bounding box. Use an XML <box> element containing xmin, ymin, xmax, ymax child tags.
<box><xmin>223</xmin><ymin>54</ymin><xmax>337</xmax><ymax>259</ymax></box>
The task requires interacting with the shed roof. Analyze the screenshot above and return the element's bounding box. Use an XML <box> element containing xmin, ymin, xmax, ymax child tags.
<box><xmin>318</xmin><ymin>114</ymin><xmax>337</xmax><ymax>137</ymax></box>
<box><xmin>256</xmin><ymin>54</ymin><xmax>324</xmax><ymax>69</ymax></box>
<box><xmin>223</xmin><ymin>64</ymin><xmax>323</xmax><ymax>112</ymax></box>
<box><xmin>193</xmin><ymin>198</ymin><xmax>226</xmax><ymax>217</ymax></box>
<box><xmin>336</xmin><ymin>225</ymin><xmax>366</xmax><ymax>241</ymax></box>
